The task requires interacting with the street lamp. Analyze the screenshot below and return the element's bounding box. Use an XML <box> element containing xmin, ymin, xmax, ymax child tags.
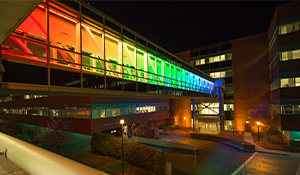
<box><xmin>184</xmin><ymin>117</ymin><xmax>186</xmax><ymax>132</ymax></box>
<box><xmin>120</xmin><ymin>119</ymin><xmax>125</xmax><ymax>175</ymax></box>
<box><xmin>256</xmin><ymin>121</ymin><xmax>260</xmax><ymax>144</ymax></box>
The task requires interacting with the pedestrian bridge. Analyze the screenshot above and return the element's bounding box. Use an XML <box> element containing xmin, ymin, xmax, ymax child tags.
<box><xmin>0</xmin><ymin>0</ymin><xmax>215</xmax><ymax>100</ymax></box>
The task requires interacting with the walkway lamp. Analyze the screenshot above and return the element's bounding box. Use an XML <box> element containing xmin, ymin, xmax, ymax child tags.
<box><xmin>256</xmin><ymin>122</ymin><xmax>260</xmax><ymax>144</ymax></box>
<box><xmin>120</xmin><ymin>119</ymin><xmax>125</xmax><ymax>175</ymax></box>
<box><xmin>184</xmin><ymin>117</ymin><xmax>186</xmax><ymax>132</ymax></box>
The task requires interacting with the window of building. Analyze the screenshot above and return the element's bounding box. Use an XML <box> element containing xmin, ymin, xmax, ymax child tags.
<box><xmin>293</xmin><ymin>50</ymin><xmax>300</xmax><ymax>59</ymax></box>
<box><xmin>296</xmin><ymin>78</ymin><xmax>300</xmax><ymax>86</ymax></box>
<box><xmin>270</xmin><ymin>79</ymin><xmax>280</xmax><ymax>91</ymax></box>
<box><xmin>225</xmin><ymin>53</ymin><xmax>232</xmax><ymax>60</ymax></box>
<box><xmin>282</xmin><ymin>105</ymin><xmax>294</xmax><ymax>114</ymax></box>
<box><xmin>279</xmin><ymin>21</ymin><xmax>300</xmax><ymax>35</ymax></box>
<box><xmin>280</xmin><ymin>24</ymin><xmax>291</xmax><ymax>35</ymax></box>
<box><xmin>220</xmin><ymin>55</ymin><xmax>225</xmax><ymax>61</ymax></box>
<box><xmin>281</xmin><ymin>78</ymin><xmax>294</xmax><ymax>88</ymax></box>
<box><xmin>214</xmin><ymin>56</ymin><xmax>220</xmax><ymax>62</ymax></box>
<box><xmin>210</xmin><ymin>71</ymin><xmax>226</xmax><ymax>78</ymax></box>
<box><xmin>201</xmin><ymin>59</ymin><xmax>205</xmax><ymax>65</ymax></box>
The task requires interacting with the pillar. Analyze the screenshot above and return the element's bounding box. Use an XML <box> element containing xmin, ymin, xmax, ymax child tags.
<box><xmin>192</xmin><ymin>99</ymin><xmax>195</xmax><ymax>131</ymax></box>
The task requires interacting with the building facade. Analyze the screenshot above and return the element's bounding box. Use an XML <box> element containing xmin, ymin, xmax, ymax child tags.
<box><xmin>177</xmin><ymin>1</ymin><xmax>300</xmax><ymax>145</ymax></box>
<box><xmin>269</xmin><ymin>1</ymin><xmax>300</xmax><ymax>146</ymax></box>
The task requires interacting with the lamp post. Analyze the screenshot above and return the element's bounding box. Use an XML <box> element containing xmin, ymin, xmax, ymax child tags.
<box><xmin>120</xmin><ymin>119</ymin><xmax>125</xmax><ymax>175</ymax></box>
<box><xmin>184</xmin><ymin>117</ymin><xmax>186</xmax><ymax>132</ymax></box>
<box><xmin>256</xmin><ymin>121</ymin><xmax>260</xmax><ymax>144</ymax></box>
<box><xmin>233</xmin><ymin>121</ymin><xmax>234</xmax><ymax>137</ymax></box>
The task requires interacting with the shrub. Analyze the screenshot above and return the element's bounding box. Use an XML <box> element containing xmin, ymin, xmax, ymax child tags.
<box><xmin>160</xmin><ymin>123</ymin><xmax>180</xmax><ymax>131</ymax></box>
<box><xmin>91</xmin><ymin>133</ymin><xmax>165</xmax><ymax>174</ymax></box>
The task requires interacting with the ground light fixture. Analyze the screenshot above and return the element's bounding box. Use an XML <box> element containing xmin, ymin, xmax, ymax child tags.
<box><xmin>184</xmin><ymin>117</ymin><xmax>186</xmax><ymax>132</ymax></box>
<box><xmin>256</xmin><ymin>122</ymin><xmax>260</xmax><ymax>144</ymax></box>
<box><xmin>120</xmin><ymin>119</ymin><xmax>124</xmax><ymax>175</ymax></box>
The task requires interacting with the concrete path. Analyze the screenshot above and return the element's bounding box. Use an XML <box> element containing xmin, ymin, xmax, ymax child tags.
<box><xmin>244</xmin><ymin>132</ymin><xmax>300</xmax><ymax>157</ymax></box>
<box><xmin>0</xmin><ymin>154</ymin><xmax>28</xmax><ymax>175</ymax></box>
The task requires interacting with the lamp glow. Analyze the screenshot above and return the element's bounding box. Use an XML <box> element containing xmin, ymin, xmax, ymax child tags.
<box><xmin>120</xmin><ymin>119</ymin><xmax>124</xmax><ymax>125</ymax></box>
<box><xmin>184</xmin><ymin>117</ymin><xmax>186</xmax><ymax>132</ymax></box>
<box><xmin>257</xmin><ymin>121</ymin><xmax>260</xmax><ymax>143</ymax></box>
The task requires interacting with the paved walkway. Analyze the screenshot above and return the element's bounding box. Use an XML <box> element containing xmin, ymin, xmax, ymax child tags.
<box><xmin>0</xmin><ymin>154</ymin><xmax>28</xmax><ymax>175</ymax></box>
<box><xmin>244</xmin><ymin>132</ymin><xmax>300</xmax><ymax>157</ymax></box>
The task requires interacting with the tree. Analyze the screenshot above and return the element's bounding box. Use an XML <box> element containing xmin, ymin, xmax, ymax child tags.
<box><xmin>39</xmin><ymin>117</ymin><xmax>74</xmax><ymax>153</ymax></box>
<box><xmin>23</xmin><ymin>124</ymin><xmax>42</xmax><ymax>145</ymax></box>
<box><xmin>248</xmin><ymin>102</ymin><xmax>279</xmax><ymax>140</ymax></box>
<box><xmin>0</xmin><ymin>114</ymin><xmax>24</xmax><ymax>136</ymax></box>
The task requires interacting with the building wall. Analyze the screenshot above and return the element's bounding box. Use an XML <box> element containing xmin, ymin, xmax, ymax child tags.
<box><xmin>169</xmin><ymin>99</ymin><xmax>191</xmax><ymax>128</ymax></box>
<box><xmin>91</xmin><ymin>110</ymin><xmax>169</xmax><ymax>134</ymax></box>
<box><xmin>174</xmin><ymin>50</ymin><xmax>190</xmax><ymax>64</ymax></box>
<box><xmin>232</xmin><ymin>33</ymin><xmax>270</xmax><ymax>132</ymax></box>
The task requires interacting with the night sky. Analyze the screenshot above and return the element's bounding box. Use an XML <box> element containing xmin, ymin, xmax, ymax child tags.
<box><xmin>88</xmin><ymin>1</ymin><xmax>289</xmax><ymax>53</ymax></box>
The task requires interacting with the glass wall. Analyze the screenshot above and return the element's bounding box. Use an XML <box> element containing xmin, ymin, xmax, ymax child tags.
<box><xmin>270</xmin><ymin>77</ymin><xmax>300</xmax><ymax>91</ymax></box>
<box><xmin>195</xmin><ymin>103</ymin><xmax>219</xmax><ymax>115</ymax></box>
<box><xmin>195</xmin><ymin>53</ymin><xmax>232</xmax><ymax>66</ymax></box>
<box><xmin>281</xmin><ymin>104</ymin><xmax>300</xmax><ymax>115</ymax></box>
<box><xmin>279</xmin><ymin>21</ymin><xmax>300</xmax><ymax>35</ymax></box>
<box><xmin>1</xmin><ymin>0</ymin><xmax>214</xmax><ymax>95</ymax></box>
<box><xmin>280</xmin><ymin>49</ymin><xmax>300</xmax><ymax>61</ymax></box>
<box><xmin>210</xmin><ymin>70</ymin><xmax>232</xmax><ymax>78</ymax></box>
<box><xmin>0</xmin><ymin>104</ymin><xmax>169</xmax><ymax>119</ymax></box>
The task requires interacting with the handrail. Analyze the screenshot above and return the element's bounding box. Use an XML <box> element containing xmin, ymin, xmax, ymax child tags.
<box><xmin>0</xmin><ymin>132</ymin><xmax>108</xmax><ymax>175</ymax></box>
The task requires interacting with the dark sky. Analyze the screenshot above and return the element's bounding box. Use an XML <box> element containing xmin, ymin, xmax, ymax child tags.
<box><xmin>88</xmin><ymin>1</ymin><xmax>289</xmax><ymax>53</ymax></box>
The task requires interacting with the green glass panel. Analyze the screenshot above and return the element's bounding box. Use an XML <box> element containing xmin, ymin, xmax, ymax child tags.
<box><xmin>137</xmin><ymin>49</ymin><xmax>146</xmax><ymax>71</ymax></box>
<box><xmin>123</xmin><ymin>43</ymin><xmax>136</xmax><ymax>68</ymax></box>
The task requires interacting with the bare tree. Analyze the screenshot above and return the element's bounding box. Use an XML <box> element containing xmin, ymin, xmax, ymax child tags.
<box><xmin>23</xmin><ymin>124</ymin><xmax>42</xmax><ymax>145</ymax></box>
<box><xmin>0</xmin><ymin>114</ymin><xmax>24</xmax><ymax>136</ymax></box>
<box><xmin>39</xmin><ymin>117</ymin><xmax>74</xmax><ymax>153</ymax></box>
<box><xmin>248</xmin><ymin>102</ymin><xmax>279</xmax><ymax>140</ymax></box>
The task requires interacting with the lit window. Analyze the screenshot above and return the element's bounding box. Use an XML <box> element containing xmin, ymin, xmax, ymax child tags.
<box><xmin>281</xmin><ymin>78</ymin><xmax>289</xmax><ymax>87</ymax></box>
<box><xmin>195</xmin><ymin>60</ymin><xmax>200</xmax><ymax>65</ymax></box>
<box><xmin>200</xmin><ymin>59</ymin><xmax>205</xmax><ymax>65</ymax></box>
<box><xmin>293</xmin><ymin>50</ymin><xmax>300</xmax><ymax>60</ymax></box>
<box><xmin>281</xmin><ymin>52</ymin><xmax>288</xmax><ymax>61</ymax></box>
<box><xmin>220</xmin><ymin>71</ymin><xmax>226</xmax><ymax>77</ymax></box>
<box><xmin>214</xmin><ymin>56</ymin><xmax>220</xmax><ymax>62</ymax></box>
<box><xmin>214</xmin><ymin>72</ymin><xmax>221</xmax><ymax>78</ymax></box>
<box><xmin>220</xmin><ymin>55</ymin><xmax>225</xmax><ymax>61</ymax></box>
<box><xmin>209</xmin><ymin>57</ymin><xmax>214</xmax><ymax>63</ymax></box>
<box><xmin>296</xmin><ymin>78</ymin><xmax>300</xmax><ymax>87</ymax></box>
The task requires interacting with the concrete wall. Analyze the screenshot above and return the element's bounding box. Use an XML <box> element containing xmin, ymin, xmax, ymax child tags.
<box><xmin>232</xmin><ymin>33</ymin><xmax>270</xmax><ymax>132</ymax></box>
<box><xmin>169</xmin><ymin>99</ymin><xmax>191</xmax><ymax>128</ymax></box>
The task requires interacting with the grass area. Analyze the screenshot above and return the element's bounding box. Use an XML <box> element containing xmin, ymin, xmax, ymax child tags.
<box><xmin>15</xmin><ymin>134</ymin><xmax>158</xmax><ymax>175</ymax></box>
<box><xmin>252</xmin><ymin>132</ymin><xmax>300</xmax><ymax>153</ymax></box>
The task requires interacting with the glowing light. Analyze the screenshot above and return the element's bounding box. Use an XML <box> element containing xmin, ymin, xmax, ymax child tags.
<box><xmin>38</xmin><ymin>4</ymin><xmax>78</xmax><ymax>23</ymax></box>
<box><xmin>256</xmin><ymin>122</ymin><xmax>260</xmax><ymax>125</ymax></box>
<box><xmin>120</xmin><ymin>119</ymin><xmax>124</xmax><ymax>125</ymax></box>
<box><xmin>184</xmin><ymin>117</ymin><xmax>186</xmax><ymax>120</ymax></box>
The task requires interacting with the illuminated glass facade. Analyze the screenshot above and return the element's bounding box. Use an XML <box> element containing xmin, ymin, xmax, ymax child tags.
<box><xmin>188</xmin><ymin>41</ymin><xmax>234</xmax><ymax>129</ymax></box>
<box><xmin>1</xmin><ymin>0</ymin><xmax>214</xmax><ymax>95</ymax></box>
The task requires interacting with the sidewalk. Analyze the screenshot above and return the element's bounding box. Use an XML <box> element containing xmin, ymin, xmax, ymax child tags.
<box><xmin>0</xmin><ymin>154</ymin><xmax>28</xmax><ymax>175</ymax></box>
<box><xmin>244</xmin><ymin>132</ymin><xmax>300</xmax><ymax>157</ymax></box>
